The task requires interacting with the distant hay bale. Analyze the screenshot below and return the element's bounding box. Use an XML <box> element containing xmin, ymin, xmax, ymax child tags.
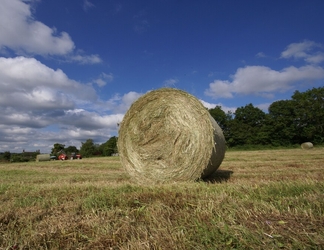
<box><xmin>36</xmin><ymin>154</ymin><xmax>51</xmax><ymax>162</ymax></box>
<box><xmin>301</xmin><ymin>142</ymin><xmax>314</xmax><ymax>149</ymax></box>
<box><xmin>117</xmin><ymin>88</ymin><xmax>226</xmax><ymax>184</ymax></box>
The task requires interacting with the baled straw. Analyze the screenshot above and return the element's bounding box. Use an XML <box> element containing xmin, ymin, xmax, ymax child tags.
<box><xmin>36</xmin><ymin>154</ymin><xmax>51</xmax><ymax>162</ymax></box>
<box><xmin>118</xmin><ymin>88</ymin><xmax>226</xmax><ymax>184</ymax></box>
<box><xmin>301</xmin><ymin>142</ymin><xmax>313</xmax><ymax>149</ymax></box>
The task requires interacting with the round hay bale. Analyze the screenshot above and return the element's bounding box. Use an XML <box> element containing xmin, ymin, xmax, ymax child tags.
<box><xmin>301</xmin><ymin>142</ymin><xmax>313</xmax><ymax>149</ymax></box>
<box><xmin>117</xmin><ymin>88</ymin><xmax>226</xmax><ymax>184</ymax></box>
<box><xmin>36</xmin><ymin>154</ymin><xmax>51</xmax><ymax>162</ymax></box>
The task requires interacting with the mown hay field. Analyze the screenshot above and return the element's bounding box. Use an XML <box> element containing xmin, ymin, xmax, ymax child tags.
<box><xmin>0</xmin><ymin>148</ymin><xmax>323</xmax><ymax>249</ymax></box>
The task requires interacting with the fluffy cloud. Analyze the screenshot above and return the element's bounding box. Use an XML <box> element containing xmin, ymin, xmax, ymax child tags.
<box><xmin>205</xmin><ymin>40</ymin><xmax>324</xmax><ymax>99</ymax></box>
<box><xmin>256</xmin><ymin>52</ymin><xmax>266</xmax><ymax>58</ymax></box>
<box><xmin>0</xmin><ymin>123</ymin><xmax>114</xmax><ymax>153</ymax></box>
<box><xmin>93</xmin><ymin>73</ymin><xmax>114</xmax><ymax>87</ymax></box>
<box><xmin>0</xmin><ymin>1</ymin><xmax>140</xmax><ymax>153</ymax></box>
<box><xmin>205</xmin><ymin>65</ymin><xmax>324</xmax><ymax>99</ymax></box>
<box><xmin>0</xmin><ymin>0</ymin><xmax>101</xmax><ymax>64</ymax></box>
<box><xmin>200</xmin><ymin>99</ymin><xmax>270</xmax><ymax>113</ymax></box>
<box><xmin>0</xmin><ymin>0</ymin><xmax>74</xmax><ymax>55</ymax></box>
<box><xmin>163</xmin><ymin>78</ymin><xmax>179</xmax><ymax>87</ymax></box>
<box><xmin>100</xmin><ymin>91</ymin><xmax>143</xmax><ymax>113</ymax></box>
<box><xmin>281</xmin><ymin>40</ymin><xmax>324</xmax><ymax>64</ymax></box>
<box><xmin>133</xmin><ymin>10</ymin><xmax>150</xmax><ymax>34</ymax></box>
<box><xmin>0</xmin><ymin>56</ymin><xmax>98</xmax><ymax>131</ymax></box>
<box><xmin>0</xmin><ymin>56</ymin><xmax>142</xmax><ymax>152</ymax></box>
<box><xmin>69</xmin><ymin>54</ymin><xmax>102</xmax><ymax>64</ymax></box>
<box><xmin>83</xmin><ymin>0</ymin><xmax>95</xmax><ymax>12</ymax></box>
<box><xmin>0</xmin><ymin>88</ymin><xmax>139</xmax><ymax>152</ymax></box>
<box><xmin>63</xmin><ymin>110</ymin><xmax>123</xmax><ymax>130</ymax></box>
<box><xmin>0</xmin><ymin>57</ymin><xmax>97</xmax><ymax>110</ymax></box>
<box><xmin>199</xmin><ymin>100</ymin><xmax>236</xmax><ymax>113</ymax></box>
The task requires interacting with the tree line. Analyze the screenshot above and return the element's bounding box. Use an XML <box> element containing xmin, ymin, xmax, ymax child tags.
<box><xmin>0</xmin><ymin>137</ymin><xmax>118</xmax><ymax>162</ymax></box>
<box><xmin>52</xmin><ymin>87</ymin><xmax>323</xmax><ymax>157</ymax></box>
<box><xmin>51</xmin><ymin>136</ymin><xmax>118</xmax><ymax>158</ymax></box>
<box><xmin>209</xmin><ymin>87</ymin><xmax>324</xmax><ymax>148</ymax></box>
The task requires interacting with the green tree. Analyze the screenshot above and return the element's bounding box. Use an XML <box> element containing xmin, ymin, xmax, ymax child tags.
<box><xmin>228</xmin><ymin>104</ymin><xmax>267</xmax><ymax>146</ymax></box>
<box><xmin>80</xmin><ymin>139</ymin><xmax>96</xmax><ymax>157</ymax></box>
<box><xmin>266</xmin><ymin>87</ymin><xmax>324</xmax><ymax>145</ymax></box>
<box><xmin>234</xmin><ymin>104</ymin><xmax>266</xmax><ymax>127</ymax></box>
<box><xmin>208</xmin><ymin>106</ymin><xmax>233</xmax><ymax>143</ymax></box>
<box><xmin>65</xmin><ymin>146</ymin><xmax>79</xmax><ymax>155</ymax></box>
<box><xmin>291</xmin><ymin>87</ymin><xmax>324</xmax><ymax>144</ymax></box>
<box><xmin>209</xmin><ymin>106</ymin><xmax>228</xmax><ymax>131</ymax></box>
<box><xmin>93</xmin><ymin>144</ymin><xmax>103</xmax><ymax>156</ymax></box>
<box><xmin>97</xmin><ymin>143</ymin><xmax>105</xmax><ymax>156</ymax></box>
<box><xmin>103</xmin><ymin>136</ymin><xmax>118</xmax><ymax>156</ymax></box>
<box><xmin>51</xmin><ymin>143</ymin><xmax>65</xmax><ymax>155</ymax></box>
<box><xmin>3</xmin><ymin>151</ymin><xmax>11</xmax><ymax>161</ymax></box>
<box><xmin>267</xmin><ymin>100</ymin><xmax>297</xmax><ymax>146</ymax></box>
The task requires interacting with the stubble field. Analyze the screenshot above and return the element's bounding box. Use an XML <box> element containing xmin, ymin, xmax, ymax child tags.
<box><xmin>0</xmin><ymin>148</ymin><xmax>323</xmax><ymax>249</ymax></box>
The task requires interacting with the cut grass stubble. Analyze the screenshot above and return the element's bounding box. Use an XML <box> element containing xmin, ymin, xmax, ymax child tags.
<box><xmin>0</xmin><ymin>149</ymin><xmax>323</xmax><ymax>249</ymax></box>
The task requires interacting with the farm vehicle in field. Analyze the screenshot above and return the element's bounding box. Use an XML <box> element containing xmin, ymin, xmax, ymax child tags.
<box><xmin>58</xmin><ymin>151</ymin><xmax>82</xmax><ymax>160</ymax></box>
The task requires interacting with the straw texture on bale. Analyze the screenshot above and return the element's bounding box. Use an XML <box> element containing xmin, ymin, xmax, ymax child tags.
<box><xmin>117</xmin><ymin>88</ymin><xmax>226</xmax><ymax>184</ymax></box>
<box><xmin>36</xmin><ymin>154</ymin><xmax>51</xmax><ymax>162</ymax></box>
<box><xmin>301</xmin><ymin>142</ymin><xmax>314</xmax><ymax>149</ymax></box>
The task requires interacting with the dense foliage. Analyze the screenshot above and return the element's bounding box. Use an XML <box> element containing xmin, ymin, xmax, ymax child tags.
<box><xmin>98</xmin><ymin>136</ymin><xmax>118</xmax><ymax>156</ymax></box>
<box><xmin>209</xmin><ymin>87</ymin><xmax>324</xmax><ymax>148</ymax></box>
<box><xmin>48</xmin><ymin>137</ymin><xmax>118</xmax><ymax>158</ymax></box>
<box><xmin>77</xmin><ymin>137</ymin><xmax>118</xmax><ymax>158</ymax></box>
<box><xmin>0</xmin><ymin>151</ymin><xmax>39</xmax><ymax>163</ymax></box>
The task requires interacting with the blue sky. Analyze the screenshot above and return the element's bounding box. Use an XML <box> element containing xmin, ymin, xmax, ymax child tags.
<box><xmin>1</xmin><ymin>0</ymin><xmax>324</xmax><ymax>153</ymax></box>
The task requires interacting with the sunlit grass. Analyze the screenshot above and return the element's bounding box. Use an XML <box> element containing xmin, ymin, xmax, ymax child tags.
<box><xmin>0</xmin><ymin>148</ymin><xmax>323</xmax><ymax>249</ymax></box>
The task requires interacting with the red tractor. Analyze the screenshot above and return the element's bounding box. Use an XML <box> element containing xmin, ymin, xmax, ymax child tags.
<box><xmin>70</xmin><ymin>152</ymin><xmax>82</xmax><ymax>160</ymax></box>
<box><xmin>58</xmin><ymin>151</ymin><xmax>82</xmax><ymax>160</ymax></box>
<box><xmin>58</xmin><ymin>153</ymin><xmax>68</xmax><ymax>160</ymax></box>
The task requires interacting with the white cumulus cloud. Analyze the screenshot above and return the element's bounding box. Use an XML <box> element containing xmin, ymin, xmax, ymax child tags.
<box><xmin>0</xmin><ymin>56</ymin><xmax>101</xmax><ymax>134</ymax></box>
<box><xmin>93</xmin><ymin>73</ymin><xmax>114</xmax><ymax>87</ymax></box>
<box><xmin>0</xmin><ymin>0</ymin><xmax>74</xmax><ymax>55</ymax></box>
<box><xmin>205</xmin><ymin>65</ymin><xmax>324</xmax><ymax>99</ymax></box>
<box><xmin>281</xmin><ymin>40</ymin><xmax>324</xmax><ymax>64</ymax></box>
<box><xmin>0</xmin><ymin>0</ymin><xmax>101</xmax><ymax>64</ymax></box>
<box><xmin>163</xmin><ymin>78</ymin><xmax>179</xmax><ymax>87</ymax></box>
<box><xmin>199</xmin><ymin>100</ymin><xmax>236</xmax><ymax>113</ymax></box>
<box><xmin>206</xmin><ymin>41</ymin><xmax>324</xmax><ymax>99</ymax></box>
<box><xmin>70</xmin><ymin>54</ymin><xmax>102</xmax><ymax>64</ymax></box>
<box><xmin>83</xmin><ymin>0</ymin><xmax>95</xmax><ymax>11</ymax></box>
<box><xmin>0</xmin><ymin>56</ymin><xmax>97</xmax><ymax>110</ymax></box>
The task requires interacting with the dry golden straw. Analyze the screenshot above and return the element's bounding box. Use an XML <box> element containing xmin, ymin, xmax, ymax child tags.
<box><xmin>118</xmin><ymin>88</ymin><xmax>226</xmax><ymax>184</ymax></box>
<box><xmin>301</xmin><ymin>142</ymin><xmax>313</xmax><ymax>149</ymax></box>
<box><xmin>36</xmin><ymin>154</ymin><xmax>51</xmax><ymax>162</ymax></box>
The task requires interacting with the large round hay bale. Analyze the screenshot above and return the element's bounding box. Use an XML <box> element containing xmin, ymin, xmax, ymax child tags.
<box><xmin>36</xmin><ymin>154</ymin><xmax>51</xmax><ymax>162</ymax></box>
<box><xmin>117</xmin><ymin>88</ymin><xmax>226</xmax><ymax>184</ymax></box>
<box><xmin>301</xmin><ymin>142</ymin><xmax>313</xmax><ymax>149</ymax></box>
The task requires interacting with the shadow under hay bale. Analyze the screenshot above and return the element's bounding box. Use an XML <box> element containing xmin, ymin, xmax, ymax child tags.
<box><xmin>117</xmin><ymin>88</ymin><xmax>226</xmax><ymax>184</ymax></box>
<box><xmin>203</xmin><ymin>170</ymin><xmax>234</xmax><ymax>183</ymax></box>
<box><xmin>301</xmin><ymin>142</ymin><xmax>314</xmax><ymax>149</ymax></box>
